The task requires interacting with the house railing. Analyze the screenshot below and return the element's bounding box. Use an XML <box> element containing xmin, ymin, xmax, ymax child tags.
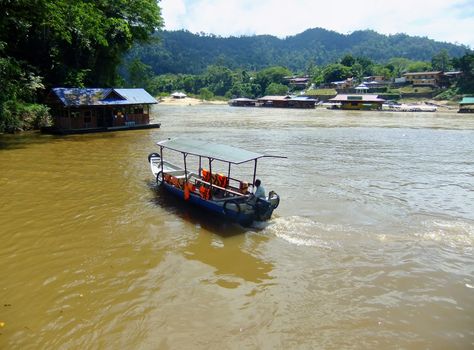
<box><xmin>115</xmin><ymin>113</ymin><xmax>150</xmax><ymax>126</ymax></box>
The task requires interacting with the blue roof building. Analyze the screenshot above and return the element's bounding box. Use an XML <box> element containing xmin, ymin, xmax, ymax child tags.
<box><xmin>44</xmin><ymin>88</ymin><xmax>160</xmax><ymax>134</ymax></box>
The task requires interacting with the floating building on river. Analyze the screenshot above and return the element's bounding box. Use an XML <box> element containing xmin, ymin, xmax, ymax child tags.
<box><xmin>328</xmin><ymin>94</ymin><xmax>385</xmax><ymax>110</ymax></box>
<box><xmin>43</xmin><ymin>87</ymin><xmax>160</xmax><ymax>134</ymax></box>
<box><xmin>229</xmin><ymin>95</ymin><xmax>317</xmax><ymax>109</ymax></box>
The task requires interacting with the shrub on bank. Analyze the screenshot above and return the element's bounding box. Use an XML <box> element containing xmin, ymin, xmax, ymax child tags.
<box><xmin>305</xmin><ymin>88</ymin><xmax>337</xmax><ymax>96</ymax></box>
<box><xmin>434</xmin><ymin>87</ymin><xmax>461</xmax><ymax>101</ymax></box>
<box><xmin>0</xmin><ymin>102</ymin><xmax>51</xmax><ymax>133</ymax></box>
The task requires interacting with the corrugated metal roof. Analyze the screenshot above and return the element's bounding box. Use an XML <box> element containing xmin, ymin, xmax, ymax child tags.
<box><xmin>460</xmin><ymin>97</ymin><xmax>474</xmax><ymax>104</ymax></box>
<box><xmin>291</xmin><ymin>96</ymin><xmax>317</xmax><ymax>101</ymax></box>
<box><xmin>258</xmin><ymin>95</ymin><xmax>292</xmax><ymax>101</ymax></box>
<box><xmin>402</xmin><ymin>71</ymin><xmax>442</xmax><ymax>76</ymax></box>
<box><xmin>157</xmin><ymin>138</ymin><xmax>277</xmax><ymax>164</ymax></box>
<box><xmin>51</xmin><ymin>88</ymin><xmax>157</xmax><ymax>106</ymax></box>
<box><xmin>329</xmin><ymin>94</ymin><xmax>385</xmax><ymax>102</ymax></box>
<box><xmin>230</xmin><ymin>98</ymin><xmax>257</xmax><ymax>101</ymax></box>
<box><xmin>113</xmin><ymin>89</ymin><xmax>158</xmax><ymax>104</ymax></box>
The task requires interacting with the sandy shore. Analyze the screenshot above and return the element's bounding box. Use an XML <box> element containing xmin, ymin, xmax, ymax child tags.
<box><xmin>158</xmin><ymin>96</ymin><xmax>227</xmax><ymax>106</ymax></box>
<box><xmin>157</xmin><ymin>96</ymin><xmax>459</xmax><ymax>112</ymax></box>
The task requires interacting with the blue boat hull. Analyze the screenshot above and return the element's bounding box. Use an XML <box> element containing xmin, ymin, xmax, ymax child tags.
<box><xmin>162</xmin><ymin>182</ymin><xmax>256</xmax><ymax>226</ymax></box>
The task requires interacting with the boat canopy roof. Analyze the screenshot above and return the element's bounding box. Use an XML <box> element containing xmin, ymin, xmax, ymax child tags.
<box><xmin>157</xmin><ymin>138</ymin><xmax>283</xmax><ymax>164</ymax></box>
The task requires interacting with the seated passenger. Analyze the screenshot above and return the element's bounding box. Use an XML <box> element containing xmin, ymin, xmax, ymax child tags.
<box><xmin>240</xmin><ymin>181</ymin><xmax>249</xmax><ymax>194</ymax></box>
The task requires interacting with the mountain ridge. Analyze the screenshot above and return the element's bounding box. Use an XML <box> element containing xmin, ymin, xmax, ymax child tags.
<box><xmin>127</xmin><ymin>27</ymin><xmax>470</xmax><ymax>75</ymax></box>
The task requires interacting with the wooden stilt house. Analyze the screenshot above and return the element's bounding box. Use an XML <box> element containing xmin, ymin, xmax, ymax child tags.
<box><xmin>43</xmin><ymin>88</ymin><xmax>159</xmax><ymax>134</ymax></box>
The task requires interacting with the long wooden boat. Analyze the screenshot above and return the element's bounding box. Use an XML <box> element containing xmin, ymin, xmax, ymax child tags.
<box><xmin>148</xmin><ymin>138</ymin><xmax>285</xmax><ymax>226</ymax></box>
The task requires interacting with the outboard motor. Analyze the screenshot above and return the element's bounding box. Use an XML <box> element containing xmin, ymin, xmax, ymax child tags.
<box><xmin>255</xmin><ymin>198</ymin><xmax>272</xmax><ymax>221</ymax></box>
<box><xmin>268</xmin><ymin>191</ymin><xmax>280</xmax><ymax>209</ymax></box>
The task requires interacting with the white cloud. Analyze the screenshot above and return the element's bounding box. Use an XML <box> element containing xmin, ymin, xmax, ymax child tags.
<box><xmin>160</xmin><ymin>0</ymin><xmax>187</xmax><ymax>29</ymax></box>
<box><xmin>160</xmin><ymin>0</ymin><xmax>474</xmax><ymax>48</ymax></box>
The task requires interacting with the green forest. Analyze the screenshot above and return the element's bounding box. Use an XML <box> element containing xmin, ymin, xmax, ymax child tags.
<box><xmin>122</xmin><ymin>29</ymin><xmax>473</xmax><ymax>101</ymax></box>
<box><xmin>1</xmin><ymin>1</ymin><xmax>473</xmax><ymax>133</ymax></box>
<box><xmin>0</xmin><ymin>0</ymin><xmax>162</xmax><ymax>133</ymax></box>
<box><xmin>124</xmin><ymin>52</ymin><xmax>474</xmax><ymax>102</ymax></box>
<box><xmin>126</xmin><ymin>28</ymin><xmax>470</xmax><ymax>75</ymax></box>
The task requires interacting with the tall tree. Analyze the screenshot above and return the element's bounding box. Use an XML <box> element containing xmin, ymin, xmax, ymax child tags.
<box><xmin>431</xmin><ymin>49</ymin><xmax>452</xmax><ymax>71</ymax></box>
<box><xmin>322</xmin><ymin>63</ymin><xmax>352</xmax><ymax>83</ymax></box>
<box><xmin>127</xmin><ymin>58</ymin><xmax>154</xmax><ymax>88</ymax></box>
<box><xmin>203</xmin><ymin>65</ymin><xmax>235</xmax><ymax>96</ymax></box>
<box><xmin>340</xmin><ymin>54</ymin><xmax>356</xmax><ymax>67</ymax></box>
<box><xmin>1</xmin><ymin>0</ymin><xmax>163</xmax><ymax>87</ymax></box>
<box><xmin>255</xmin><ymin>66</ymin><xmax>292</xmax><ymax>94</ymax></box>
<box><xmin>0</xmin><ymin>0</ymin><xmax>163</xmax><ymax>132</ymax></box>
<box><xmin>454</xmin><ymin>53</ymin><xmax>474</xmax><ymax>93</ymax></box>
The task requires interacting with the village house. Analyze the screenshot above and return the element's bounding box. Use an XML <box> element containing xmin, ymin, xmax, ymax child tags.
<box><xmin>363</xmin><ymin>76</ymin><xmax>386</xmax><ymax>83</ymax></box>
<box><xmin>330</xmin><ymin>77</ymin><xmax>354</xmax><ymax>90</ymax></box>
<box><xmin>44</xmin><ymin>87</ymin><xmax>159</xmax><ymax>134</ymax></box>
<box><xmin>286</xmin><ymin>76</ymin><xmax>311</xmax><ymax>90</ymax></box>
<box><xmin>257</xmin><ymin>95</ymin><xmax>317</xmax><ymax>108</ymax></box>
<box><xmin>362</xmin><ymin>75</ymin><xmax>390</xmax><ymax>88</ymax></box>
<box><xmin>402</xmin><ymin>71</ymin><xmax>443</xmax><ymax>87</ymax></box>
<box><xmin>443</xmin><ymin>71</ymin><xmax>462</xmax><ymax>83</ymax></box>
<box><xmin>228</xmin><ymin>97</ymin><xmax>257</xmax><ymax>107</ymax></box>
<box><xmin>329</xmin><ymin>94</ymin><xmax>385</xmax><ymax>110</ymax></box>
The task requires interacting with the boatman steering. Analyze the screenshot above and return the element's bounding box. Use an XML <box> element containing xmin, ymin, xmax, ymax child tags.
<box><xmin>254</xmin><ymin>179</ymin><xmax>266</xmax><ymax>199</ymax></box>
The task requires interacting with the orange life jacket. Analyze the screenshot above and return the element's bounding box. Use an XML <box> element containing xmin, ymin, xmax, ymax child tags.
<box><xmin>201</xmin><ymin>169</ymin><xmax>211</xmax><ymax>182</ymax></box>
<box><xmin>184</xmin><ymin>183</ymin><xmax>190</xmax><ymax>200</ymax></box>
<box><xmin>199</xmin><ymin>185</ymin><xmax>211</xmax><ymax>200</ymax></box>
<box><xmin>217</xmin><ymin>174</ymin><xmax>228</xmax><ymax>187</ymax></box>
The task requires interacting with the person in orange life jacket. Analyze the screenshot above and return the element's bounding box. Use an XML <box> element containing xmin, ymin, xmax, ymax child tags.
<box><xmin>254</xmin><ymin>179</ymin><xmax>266</xmax><ymax>199</ymax></box>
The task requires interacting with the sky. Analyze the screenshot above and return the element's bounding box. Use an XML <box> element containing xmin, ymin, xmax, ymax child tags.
<box><xmin>160</xmin><ymin>0</ymin><xmax>474</xmax><ymax>48</ymax></box>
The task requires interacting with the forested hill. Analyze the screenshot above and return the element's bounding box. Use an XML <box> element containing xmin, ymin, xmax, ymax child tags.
<box><xmin>127</xmin><ymin>28</ymin><xmax>469</xmax><ymax>75</ymax></box>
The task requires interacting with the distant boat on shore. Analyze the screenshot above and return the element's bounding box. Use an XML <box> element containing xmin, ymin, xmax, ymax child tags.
<box><xmin>382</xmin><ymin>103</ymin><xmax>437</xmax><ymax>112</ymax></box>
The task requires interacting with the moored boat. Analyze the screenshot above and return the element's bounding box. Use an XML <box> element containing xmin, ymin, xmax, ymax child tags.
<box><xmin>148</xmin><ymin>138</ymin><xmax>285</xmax><ymax>226</ymax></box>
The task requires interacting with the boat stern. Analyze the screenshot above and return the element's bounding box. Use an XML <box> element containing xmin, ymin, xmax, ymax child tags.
<box><xmin>254</xmin><ymin>191</ymin><xmax>280</xmax><ymax>221</ymax></box>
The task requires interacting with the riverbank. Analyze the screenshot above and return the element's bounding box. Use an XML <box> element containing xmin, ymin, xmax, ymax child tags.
<box><xmin>158</xmin><ymin>96</ymin><xmax>227</xmax><ymax>106</ymax></box>
<box><xmin>398</xmin><ymin>98</ymin><xmax>459</xmax><ymax>111</ymax></box>
<box><xmin>157</xmin><ymin>96</ymin><xmax>460</xmax><ymax>112</ymax></box>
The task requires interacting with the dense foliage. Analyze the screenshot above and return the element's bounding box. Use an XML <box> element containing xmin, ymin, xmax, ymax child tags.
<box><xmin>128</xmin><ymin>52</ymin><xmax>474</xmax><ymax>100</ymax></box>
<box><xmin>0</xmin><ymin>0</ymin><xmax>162</xmax><ymax>132</ymax></box>
<box><xmin>454</xmin><ymin>53</ymin><xmax>474</xmax><ymax>92</ymax></box>
<box><xmin>125</xmin><ymin>28</ymin><xmax>470</xmax><ymax>75</ymax></box>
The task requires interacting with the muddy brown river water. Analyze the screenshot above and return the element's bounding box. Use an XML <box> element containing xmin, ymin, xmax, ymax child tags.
<box><xmin>1</xmin><ymin>105</ymin><xmax>473</xmax><ymax>349</ymax></box>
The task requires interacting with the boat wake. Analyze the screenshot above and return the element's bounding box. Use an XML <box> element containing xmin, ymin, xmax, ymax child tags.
<box><xmin>258</xmin><ymin>216</ymin><xmax>353</xmax><ymax>248</ymax></box>
<box><xmin>257</xmin><ymin>215</ymin><xmax>474</xmax><ymax>252</ymax></box>
<box><xmin>413</xmin><ymin>218</ymin><xmax>474</xmax><ymax>250</ymax></box>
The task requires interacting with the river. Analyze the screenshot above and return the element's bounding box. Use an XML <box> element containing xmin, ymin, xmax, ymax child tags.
<box><xmin>1</xmin><ymin>105</ymin><xmax>473</xmax><ymax>349</ymax></box>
